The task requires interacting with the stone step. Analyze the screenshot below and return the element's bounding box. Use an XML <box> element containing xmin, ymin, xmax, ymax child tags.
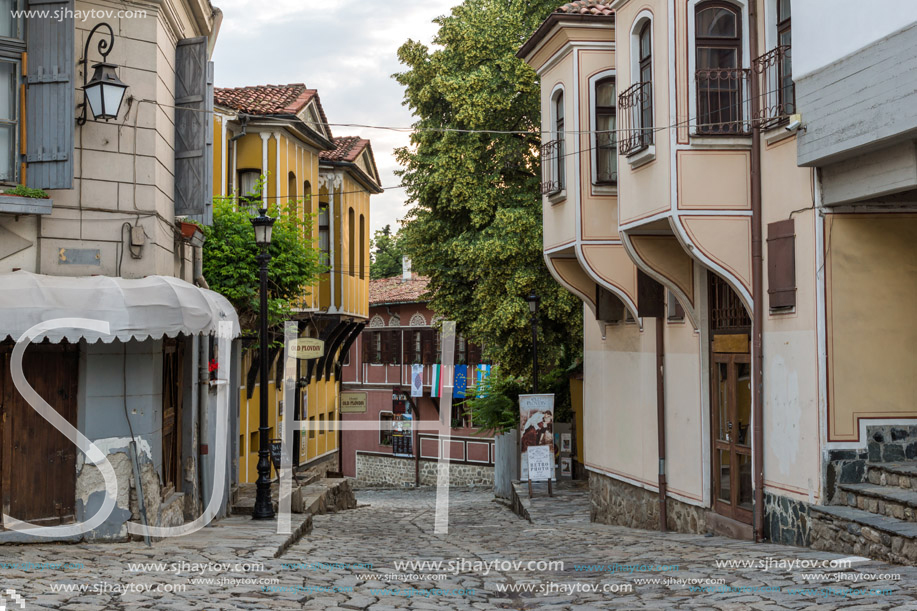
<box><xmin>809</xmin><ymin>504</ymin><xmax>917</xmax><ymax>564</ymax></box>
<box><xmin>868</xmin><ymin>461</ymin><xmax>917</xmax><ymax>490</ymax></box>
<box><xmin>839</xmin><ymin>482</ymin><xmax>917</xmax><ymax>521</ymax></box>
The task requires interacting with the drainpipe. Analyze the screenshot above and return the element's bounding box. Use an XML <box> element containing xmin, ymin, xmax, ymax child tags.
<box><xmin>199</xmin><ymin>335</ymin><xmax>211</xmax><ymax>517</ymax></box>
<box><xmin>656</xmin><ymin>317</ymin><xmax>667</xmax><ymax>532</ymax></box>
<box><xmin>748</xmin><ymin>0</ymin><xmax>766</xmax><ymax>543</ymax></box>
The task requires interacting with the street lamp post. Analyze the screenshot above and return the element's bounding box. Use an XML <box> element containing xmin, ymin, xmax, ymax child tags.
<box><xmin>524</xmin><ymin>293</ymin><xmax>540</xmax><ymax>394</ymax></box>
<box><xmin>251</xmin><ymin>208</ymin><xmax>276</xmax><ymax>520</ymax></box>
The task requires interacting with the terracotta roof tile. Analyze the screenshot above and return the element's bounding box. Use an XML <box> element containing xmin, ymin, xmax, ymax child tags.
<box><xmin>556</xmin><ymin>0</ymin><xmax>614</xmax><ymax>16</ymax></box>
<box><xmin>214</xmin><ymin>84</ymin><xmax>317</xmax><ymax>115</ymax></box>
<box><xmin>369</xmin><ymin>276</ymin><xmax>430</xmax><ymax>306</ymax></box>
<box><xmin>320</xmin><ymin>136</ymin><xmax>370</xmax><ymax>162</ymax></box>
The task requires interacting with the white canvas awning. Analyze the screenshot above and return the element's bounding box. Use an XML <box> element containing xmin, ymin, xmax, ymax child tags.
<box><xmin>0</xmin><ymin>271</ymin><xmax>241</xmax><ymax>343</ymax></box>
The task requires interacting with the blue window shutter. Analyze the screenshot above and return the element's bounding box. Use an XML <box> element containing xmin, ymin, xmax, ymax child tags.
<box><xmin>25</xmin><ymin>0</ymin><xmax>74</xmax><ymax>190</ymax></box>
<box><xmin>174</xmin><ymin>37</ymin><xmax>212</xmax><ymax>222</ymax></box>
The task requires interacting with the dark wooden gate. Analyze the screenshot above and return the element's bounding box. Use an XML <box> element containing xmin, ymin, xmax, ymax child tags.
<box><xmin>161</xmin><ymin>338</ymin><xmax>184</xmax><ymax>498</ymax></box>
<box><xmin>0</xmin><ymin>343</ymin><xmax>78</xmax><ymax>526</ymax></box>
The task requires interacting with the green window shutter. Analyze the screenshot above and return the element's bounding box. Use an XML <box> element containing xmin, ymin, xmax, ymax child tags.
<box><xmin>25</xmin><ymin>0</ymin><xmax>74</xmax><ymax>190</ymax></box>
<box><xmin>174</xmin><ymin>37</ymin><xmax>213</xmax><ymax>222</ymax></box>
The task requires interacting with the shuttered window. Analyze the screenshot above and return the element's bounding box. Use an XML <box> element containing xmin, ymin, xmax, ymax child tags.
<box><xmin>767</xmin><ymin>218</ymin><xmax>796</xmax><ymax>310</ymax></box>
<box><xmin>596</xmin><ymin>286</ymin><xmax>625</xmax><ymax>323</ymax></box>
<box><xmin>25</xmin><ymin>0</ymin><xmax>74</xmax><ymax>190</ymax></box>
<box><xmin>174</xmin><ymin>37</ymin><xmax>214</xmax><ymax>223</ymax></box>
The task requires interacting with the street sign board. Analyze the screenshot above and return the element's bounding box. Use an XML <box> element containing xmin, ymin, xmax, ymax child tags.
<box><xmin>288</xmin><ymin>338</ymin><xmax>324</xmax><ymax>360</ymax></box>
<box><xmin>340</xmin><ymin>391</ymin><xmax>368</xmax><ymax>413</ymax></box>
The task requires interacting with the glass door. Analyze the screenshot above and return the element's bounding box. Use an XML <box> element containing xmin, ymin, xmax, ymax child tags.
<box><xmin>711</xmin><ymin>352</ymin><xmax>753</xmax><ymax>523</ymax></box>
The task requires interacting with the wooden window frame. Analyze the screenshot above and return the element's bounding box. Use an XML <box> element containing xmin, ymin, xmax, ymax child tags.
<box><xmin>379</xmin><ymin>411</ymin><xmax>394</xmax><ymax>446</ymax></box>
<box><xmin>594</xmin><ymin>77</ymin><xmax>617</xmax><ymax>185</ymax></box>
<box><xmin>695</xmin><ymin>1</ymin><xmax>744</xmax><ymax>135</ymax></box>
<box><xmin>638</xmin><ymin>21</ymin><xmax>654</xmax><ymax>149</ymax></box>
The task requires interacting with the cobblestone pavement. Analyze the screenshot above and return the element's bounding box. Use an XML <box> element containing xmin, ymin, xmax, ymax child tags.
<box><xmin>1</xmin><ymin>486</ymin><xmax>917</xmax><ymax>609</ymax></box>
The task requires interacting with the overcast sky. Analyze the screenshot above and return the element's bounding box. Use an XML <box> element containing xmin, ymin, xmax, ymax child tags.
<box><xmin>211</xmin><ymin>0</ymin><xmax>458</xmax><ymax>235</ymax></box>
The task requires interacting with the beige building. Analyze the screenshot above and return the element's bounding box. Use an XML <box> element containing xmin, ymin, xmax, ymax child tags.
<box><xmin>520</xmin><ymin>0</ymin><xmax>917</xmax><ymax>562</ymax></box>
<box><xmin>0</xmin><ymin>1</ymin><xmax>239</xmax><ymax>543</ymax></box>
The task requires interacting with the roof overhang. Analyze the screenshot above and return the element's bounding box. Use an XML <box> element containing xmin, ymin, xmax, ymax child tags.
<box><xmin>319</xmin><ymin>160</ymin><xmax>384</xmax><ymax>194</ymax></box>
<box><xmin>0</xmin><ymin>272</ymin><xmax>241</xmax><ymax>344</ymax></box>
<box><xmin>517</xmin><ymin>12</ymin><xmax>615</xmax><ymax>61</ymax></box>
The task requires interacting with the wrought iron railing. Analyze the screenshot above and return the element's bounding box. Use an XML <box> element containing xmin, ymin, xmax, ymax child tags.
<box><xmin>540</xmin><ymin>138</ymin><xmax>564</xmax><ymax>195</ymax></box>
<box><xmin>618</xmin><ymin>81</ymin><xmax>654</xmax><ymax>156</ymax></box>
<box><xmin>753</xmin><ymin>45</ymin><xmax>795</xmax><ymax>130</ymax></box>
<box><xmin>695</xmin><ymin>67</ymin><xmax>752</xmax><ymax>135</ymax></box>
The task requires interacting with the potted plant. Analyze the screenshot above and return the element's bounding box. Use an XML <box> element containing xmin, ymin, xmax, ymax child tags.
<box><xmin>2</xmin><ymin>185</ymin><xmax>49</xmax><ymax>199</ymax></box>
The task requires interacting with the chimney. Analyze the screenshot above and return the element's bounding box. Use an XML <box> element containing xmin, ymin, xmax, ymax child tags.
<box><xmin>402</xmin><ymin>256</ymin><xmax>412</xmax><ymax>282</ymax></box>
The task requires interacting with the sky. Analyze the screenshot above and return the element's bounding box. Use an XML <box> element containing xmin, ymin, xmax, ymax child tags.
<box><xmin>211</xmin><ymin>0</ymin><xmax>458</xmax><ymax>236</ymax></box>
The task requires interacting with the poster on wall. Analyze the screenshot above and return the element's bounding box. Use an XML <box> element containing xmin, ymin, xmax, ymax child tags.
<box><xmin>560</xmin><ymin>457</ymin><xmax>572</xmax><ymax>476</ymax></box>
<box><xmin>392</xmin><ymin>413</ymin><xmax>413</xmax><ymax>457</ymax></box>
<box><xmin>392</xmin><ymin>388</ymin><xmax>407</xmax><ymax>415</ymax></box>
<box><xmin>519</xmin><ymin>394</ymin><xmax>555</xmax><ymax>481</ymax></box>
<box><xmin>561</xmin><ymin>433</ymin><xmax>571</xmax><ymax>453</ymax></box>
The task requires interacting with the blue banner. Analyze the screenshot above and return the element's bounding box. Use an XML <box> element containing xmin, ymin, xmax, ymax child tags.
<box><xmin>453</xmin><ymin>364</ymin><xmax>468</xmax><ymax>399</ymax></box>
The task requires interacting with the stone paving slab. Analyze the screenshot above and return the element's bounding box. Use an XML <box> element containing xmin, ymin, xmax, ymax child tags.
<box><xmin>0</xmin><ymin>487</ymin><xmax>916</xmax><ymax>609</ymax></box>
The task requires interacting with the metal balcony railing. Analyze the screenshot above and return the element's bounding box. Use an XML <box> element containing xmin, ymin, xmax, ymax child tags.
<box><xmin>618</xmin><ymin>81</ymin><xmax>654</xmax><ymax>156</ymax></box>
<box><xmin>753</xmin><ymin>45</ymin><xmax>795</xmax><ymax>130</ymax></box>
<box><xmin>695</xmin><ymin>67</ymin><xmax>752</xmax><ymax>135</ymax></box>
<box><xmin>540</xmin><ymin>138</ymin><xmax>564</xmax><ymax>195</ymax></box>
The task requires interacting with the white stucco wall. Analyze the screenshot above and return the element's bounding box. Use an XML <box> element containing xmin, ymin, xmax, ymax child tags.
<box><xmin>793</xmin><ymin>0</ymin><xmax>917</xmax><ymax>79</ymax></box>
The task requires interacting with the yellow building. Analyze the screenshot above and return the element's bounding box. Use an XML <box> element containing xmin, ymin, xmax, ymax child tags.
<box><xmin>213</xmin><ymin>84</ymin><xmax>381</xmax><ymax>482</ymax></box>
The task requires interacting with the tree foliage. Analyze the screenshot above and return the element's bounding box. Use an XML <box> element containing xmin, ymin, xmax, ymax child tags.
<box><xmin>201</xmin><ymin>179</ymin><xmax>325</xmax><ymax>339</ymax></box>
<box><xmin>393</xmin><ymin>0</ymin><xmax>582</xmax><ymax>380</ymax></box>
<box><xmin>370</xmin><ymin>224</ymin><xmax>405</xmax><ymax>279</ymax></box>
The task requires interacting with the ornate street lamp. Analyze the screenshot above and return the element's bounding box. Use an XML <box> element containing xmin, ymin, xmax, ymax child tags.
<box><xmin>251</xmin><ymin>208</ymin><xmax>276</xmax><ymax>520</ymax></box>
<box><xmin>77</xmin><ymin>23</ymin><xmax>129</xmax><ymax>125</ymax></box>
<box><xmin>524</xmin><ymin>293</ymin><xmax>540</xmax><ymax>393</ymax></box>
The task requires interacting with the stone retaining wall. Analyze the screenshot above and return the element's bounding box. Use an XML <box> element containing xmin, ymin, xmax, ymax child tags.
<box><xmin>354</xmin><ymin>452</ymin><xmax>494</xmax><ymax>488</ymax></box>
<box><xmin>589</xmin><ymin>470</ymin><xmax>706</xmax><ymax>534</ymax></box>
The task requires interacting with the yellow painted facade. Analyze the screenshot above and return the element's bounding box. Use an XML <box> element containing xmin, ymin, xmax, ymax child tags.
<box><xmin>212</xmin><ymin>103</ymin><xmax>379</xmax><ymax>482</ymax></box>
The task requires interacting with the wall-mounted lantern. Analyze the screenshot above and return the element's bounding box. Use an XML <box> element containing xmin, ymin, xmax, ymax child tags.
<box><xmin>77</xmin><ymin>23</ymin><xmax>128</xmax><ymax>125</ymax></box>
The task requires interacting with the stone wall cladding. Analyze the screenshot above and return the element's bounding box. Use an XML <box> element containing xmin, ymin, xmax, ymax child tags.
<box><xmin>765</xmin><ymin>492</ymin><xmax>812</xmax><ymax>547</ymax></box>
<box><xmin>824</xmin><ymin>425</ymin><xmax>917</xmax><ymax>505</ymax></box>
<box><xmin>810</xmin><ymin>510</ymin><xmax>917</xmax><ymax>565</ymax></box>
<box><xmin>354</xmin><ymin>452</ymin><xmax>494</xmax><ymax>488</ymax></box>
<box><xmin>589</xmin><ymin>471</ymin><xmax>706</xmax><ymax>534</ymax></box>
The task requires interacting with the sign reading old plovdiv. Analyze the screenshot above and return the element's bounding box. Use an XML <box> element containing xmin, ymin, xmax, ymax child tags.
<box><xmin>288</xmin><ymin>338</ymin><xmax>324</xmax><ymax>359</ymax></box>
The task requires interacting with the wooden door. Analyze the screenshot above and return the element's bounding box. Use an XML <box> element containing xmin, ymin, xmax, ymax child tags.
<box><xmin>161</xmin><ymin>338</ymin><xmax>184</xmax><ymax>498</ymax></box>
<box><xmin>711</xmin><ymin>352</ymin><xmax>753</xmax><ymax>523</ymax></box>
<box><xmin>0</xmin><ymin>343</ymin><xmax>78</xmax><ymax>526</ymax></box>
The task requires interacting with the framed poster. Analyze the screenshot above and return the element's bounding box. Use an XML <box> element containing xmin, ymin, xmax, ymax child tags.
<box><xmin>560</xmin><ymin>457</ymin><xmax>572</xmax><ymax>476</ymax></box>
<box><xmin>519</xmin><ymin>394</ymin><xmax>555</xmax><ymax>481</ymax></box>
<box><xmin>561</xmin><ymin>433</ymin><xmax>572</xmax><ymax>453</ymax></box>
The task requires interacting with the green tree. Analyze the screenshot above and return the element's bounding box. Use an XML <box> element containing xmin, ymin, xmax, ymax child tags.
<box><xmin>201</xmin><ymin>177</ymin><xmax>325</xmax><ymax>340</ymax></box>
<box><xmin>393</xmin><ymin>0</ymin><xmax>582</xmax><ymax>381</ymax></box>
<box><xmin>370</xmin><ymin>224</ymin><xmax>406</xmax><ymax>279</ymax></box>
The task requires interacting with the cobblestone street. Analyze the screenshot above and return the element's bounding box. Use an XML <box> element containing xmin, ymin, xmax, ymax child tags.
<box><xmin>2</xmin><ymin>486</ymin><xmax>917</xmax><ymax>609</ymax></box>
